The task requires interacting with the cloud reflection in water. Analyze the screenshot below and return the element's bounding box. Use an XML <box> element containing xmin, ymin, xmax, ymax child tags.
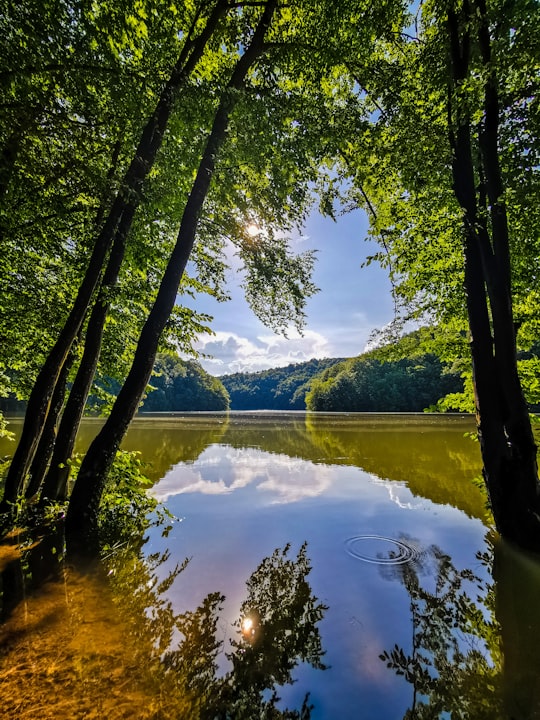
<box><xmin>151</xmin><ymin>445</ymin><xmax>334</xmax><ymax>504</ymax></box>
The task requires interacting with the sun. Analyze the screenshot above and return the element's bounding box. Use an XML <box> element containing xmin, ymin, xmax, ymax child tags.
<box><xmin>246</xmin><ymin>224</ymin><xmax>260</xmax><ymax>237</ymax></box>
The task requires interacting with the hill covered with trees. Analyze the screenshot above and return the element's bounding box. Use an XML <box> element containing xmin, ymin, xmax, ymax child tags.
<box><xmin>141</xmin><ymin>354</ymin><xmax>229</xmax><ymax>412</ymax></box>
<box><xmin>220</xmin><ymin>333</ymin><xmax>465</xmax><ymax>412</ymax></box>
<box><xmin>220</xmin><ymin>358</ymin><xmax>342</xmax><ymax>410</ymax></box>
<box><xmin>305</xmin><ymin>353</ymin><xmax>463</xmax><ymax>412</ymax></box>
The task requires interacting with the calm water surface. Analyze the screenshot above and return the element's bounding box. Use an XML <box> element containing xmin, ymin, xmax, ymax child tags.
<box><xmin>2</xmin><ymin>412</ymin><xmax>540</xmax><ymax>719</ymax></box>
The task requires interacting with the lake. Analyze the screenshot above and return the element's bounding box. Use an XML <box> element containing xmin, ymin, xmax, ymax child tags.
<box><xmin>2</xmin><ymin>412</ymin><xmax>540</xmax><ymax>719</ymax></box>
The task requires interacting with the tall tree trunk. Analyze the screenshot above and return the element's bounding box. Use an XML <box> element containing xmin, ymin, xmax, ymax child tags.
<box><xmin>41</xmin><ymin>209</ymin><xmax>133</xmax><ymax>503</ymax></box>
<box><xmin>26</xmin><ymin>141</ymin><xmax>123</xmax><ymax>502</ymax></box>
<box><xmin>65</xmin><ymin>0</ymin><xmax>278</xmax><ymax>544</ymax></box>
<box><xmin>447</xmin><ymin>3</ymin><xmax>540</xmax><ymax>550</ymax></box>
<box><xmin>24</xmin><ymin>341</ymin><xmax>77</xmax><ymax>500</ymax></box>
<box><xmin>0</xmin><ymin>0</ymin><xmax>229</xmax><ymax>510</ymax></box>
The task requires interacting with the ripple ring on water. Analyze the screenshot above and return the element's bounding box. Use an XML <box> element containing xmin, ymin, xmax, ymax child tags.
<box><xmin>345</xmin><ymin>535</ymin><xmax>417</xmax><ymax>565</ymax></box>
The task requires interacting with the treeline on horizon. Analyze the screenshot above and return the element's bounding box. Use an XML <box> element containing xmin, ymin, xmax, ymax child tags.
<box><xmin>220</xmin><ymin>333</ymin><xmax>466</xmax><ymax>412</ymax></box>
<box><xmin>5</xmin><ymin>327</ymin><xmax>540</xmax><ymax>415</ymax></box>
<box><xmin>1</xmin><ymin>333</ymin><xmax>470</xmax><ymax>414</ymax></box>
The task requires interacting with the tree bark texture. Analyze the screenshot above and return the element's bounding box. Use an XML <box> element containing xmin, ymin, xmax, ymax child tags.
<box><xmin>24</xmin><ymin>343</ymin><xmax>77</xmax><ymax>500</ymax></box>
<box><xmin>1</xmin><ymin>0</ymin><xmax>230</xmax><ymax>509</ymax></box>
<box><xmin>447</xmin><ymin>2</ymin><xmax>540</xmax><ymax>550</ymax></box>
<box><xmin>41</xmin><ymin>210</ymin><xmax>133</xmax><ymax>503</ymax></box>
<box><xmin>65</xmin><ymin>0</ymin><xmax>279</xmax><ymax>543</ymax></box>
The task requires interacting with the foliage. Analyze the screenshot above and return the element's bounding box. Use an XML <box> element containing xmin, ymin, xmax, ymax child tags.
<box><xmin>306</xmin><ymin>354</ymin><xmax>462</xmax><ymax>413</ymax></box>
<box><xmin>0</xmin><ymin>0</ymin><xmax>184</xmax><ymax>395</ymax></box>
<box><xmin>142</xmin><ymin>353</ymin><xmax>229</xmax><ymax>412</ymax></box>
<box><xmin>221</xmin><ymin>358</ymin><xmax>343</xmax><ymax>410</ymax></box>
<box><xmin>0</xmin><ymin>413</ymin><xmax>13</xmax><ymax>442</ymax></box>
<box><xmin>3</xmin><ymin>0</ymin><xmax>538</xmax><ymax>546</ymax></box>
<box><xmin>305</xmin><ymin>335</ymin><xmax>463</xmax><ymax>412</ymax></box>
<box><xmin>97</xmin><ymin>449</ymin><xmax>160</xmax><ymax>544</ymax></box>
<box><xmin>328</xmin><ymin>0</ymin><xmax>540</xmax><ymax>412</ymax></box>
<box><xmin>61</xmin><ymin>448</ymin><xmax>162</xmax><ymax>547</ymax></box>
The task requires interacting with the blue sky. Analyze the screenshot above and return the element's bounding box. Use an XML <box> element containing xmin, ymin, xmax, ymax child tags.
<box><xmin>186</xmin><ymin>207</ymin><xmax>394</xmax><ymax>376</ymax></box>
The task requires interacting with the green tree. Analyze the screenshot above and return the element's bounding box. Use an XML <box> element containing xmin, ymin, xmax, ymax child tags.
<box><xmin>305</xmin><ymin>341</ymin><xmax>462</xmax><ymax>412</ymax></box>
<box><xmin>141</xmin><ymin>354</ymin><xmax>229</xmax><ymax>412</ymax></box>
<box><xmin>1</xmin><ymin>0</ymin><xmax>233</xmax><ymax>507</ymax></box>
<box><xmin>221</xmin><ymin>358</ymin><xmax>341</xmax><ymax>410</ymax></box>
<box><xmin>65</xmin><ymin>0</ymin><xmax>284</xmax><ymax>541</ymax></box>
<box><xmin>339</xmin><ymin>0</ymin><xmax>540</xmax><ymax>548</ymax></box>
<box><xmin>63</xmin><ymin>0</ymin><xmax>397</xmax><ymax>540</ymax></box>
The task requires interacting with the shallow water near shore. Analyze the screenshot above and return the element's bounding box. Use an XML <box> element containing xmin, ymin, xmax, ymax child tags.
<box><xmin>2</xmin><ymin>412</ymin><xmax>540</xmax><ymax>718</ymax></box>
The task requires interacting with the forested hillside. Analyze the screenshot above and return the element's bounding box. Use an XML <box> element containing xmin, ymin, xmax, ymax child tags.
<box><xmin>305</xmin><ymin>353</ymin><xmax>463</xmax><ymax>412</ymax></box>
<box><xmin>1</xmin><ymin>354</ymin><xmax>230</xmax><ymax>414</ymax></box>
<box><xmin>221</xmin><ymin>358</ymin><xmax>342</xmax><ymax>410</ymax></box>
<box><xmin>220</xmin><ymin>332</ymin><xmax>465</xmax><ymax>412</ymax></box>
<box><xmin>142</xmin><ymin>354</ymin><xmax>229</xmax><ymax>412</ymax></box>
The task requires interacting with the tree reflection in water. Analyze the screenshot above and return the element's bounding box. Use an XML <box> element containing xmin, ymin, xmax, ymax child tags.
<box><xmin>378</xmin><ymin>534</ymin><xmax>540</xmax><ymax>719</ymax></box>
<box><xmin>379</xmin><ymin>534</ymin><xmax>506</xmax><ymax>719</ymax></box>
<box><xmin>105</xmin><ymin>540</ymin><xmax>328</xmax><ymax>719</ymax></box>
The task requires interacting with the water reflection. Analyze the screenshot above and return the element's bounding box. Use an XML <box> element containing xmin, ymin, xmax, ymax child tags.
<box><xmin>494</xmin><ymin>541</ymin><xmax>540</xmax><ymax>719</ymax></box>
<box><xmin>0</xmin><ymin>529</ymin><xmax>327</xmax><ymax>719</ymax></box>
<box><xmin>154</xmin><ymin>446</ymin><xmax>335</xmax><ymax>504</ymax></box>
<box><xmin>5</xmin><ymin>413</ymin><xmax>540</xmax><ymax>717</ymax></box>
<box><xmin>222</xmin><ymin>543</ymin><xmax>327</xmax><ymax>716</ymax></box>
<box><xmin>379</xmin><ymin>535</ymin><xmax>540</xmax><ymax>719</ymax></box>
<box><xmin>154</xmin><ymin>413</ymin><xmax>485</xmax><ymax>520</ymax></box>
<box><xmin>0</xmin><ymin>413</ymin><xmax>484</xmax><ymax>517</ymax></box>
<box><xmin>107</xmin><ymin>540</ymin><xmax>327</xmax><ymax>719</ymax></box>
<box><xmin>123</xmin><ymin>416</ymin><xmax>228</xmax><ymax>481</ymax></box>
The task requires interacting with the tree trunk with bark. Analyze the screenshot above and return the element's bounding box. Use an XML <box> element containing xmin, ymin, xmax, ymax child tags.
<box><xmin>23</xmin><ymin>341</ymin><xmax>77</xmax><ymax>500</ymax></box>
<box><xmin>40</xmin><ymin>211</ymin><xmax>133</xmax><ymax>503</ymax></box>
<box><xmin>447</xmin><ymin>1</ymin><xmax>540</xmax><ymax>551</ymax></box>
<box><xmin>0</xmin><ymin>0</ymin><xmax>230</xmax><ymax>510</ymax></box>
<box><xmin>65</xmin><ymin>0</ymin><xmax>278</xmax><ymax>544</ymax></box>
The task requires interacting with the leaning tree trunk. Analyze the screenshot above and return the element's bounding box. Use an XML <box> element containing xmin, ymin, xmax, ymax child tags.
<box><xmin>40</xmin><ymin>209</ymin><xmax>133</xmax><ymax>503</ymax></box>
<box><xmin>24</xmin><ymin>341</ymin><xmax>78</xmax><ymax>500</ymax></box>
<box><xmin>27</xmin><ymin>142</ymin><xmax>123</xmax><ymax>502</ymax></box>
<box><xmin>0</xmin><ymin>0</ymin><xmax>230</xmax><ymax>509</ymax></box>
<box><xmin>447</xmin><ymin>2</ymin><xmax>540</xmax><ymax>550</ymax></box>
<box><xmin>65</xmin><ymin>0</ymin><xmax>278</xmax><ymax>544</ymax></box>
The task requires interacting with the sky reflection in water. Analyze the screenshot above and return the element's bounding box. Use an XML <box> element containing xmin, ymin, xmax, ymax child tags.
<box><xmin>3</xmin><ymin>413</ymin><xmax>540</xmax><ymax>718</ymax></box>
<box><xmin>143</xmin><ymin>415</ymin><xmax>507</xmax><ymax>719</ymax></box>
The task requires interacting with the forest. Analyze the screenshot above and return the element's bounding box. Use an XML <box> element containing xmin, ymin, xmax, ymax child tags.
<box><xmin>220</xmin><ymin>331</ymin><xmax>466</xmax><ymax>412</ymax></box>
<box><xmin>1</xmin><ymin>0</ymin><xmax>540</xmax><ymax>551</ymax></box>
<box><xmin>0</xmin><ymin>340</ymin><xmax>464</xmax><ymax>413</ymax></box>
<box><xmin>221</xmin><ymin>357</ymin><xmax>340</xmax><ymax>410</ymax></box>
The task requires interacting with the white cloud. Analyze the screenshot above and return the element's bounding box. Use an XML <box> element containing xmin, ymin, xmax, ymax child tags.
<box><xmin>195</xmin><ymin>328</ymin><xmax>332</xmax><ymax>375</ymax></box>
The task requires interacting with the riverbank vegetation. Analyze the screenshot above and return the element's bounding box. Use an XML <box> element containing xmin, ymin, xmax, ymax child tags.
<box><xmin>1</xmin><ymin>0</ymin><xmax>540</xmax><ymax>550</ymax></box>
